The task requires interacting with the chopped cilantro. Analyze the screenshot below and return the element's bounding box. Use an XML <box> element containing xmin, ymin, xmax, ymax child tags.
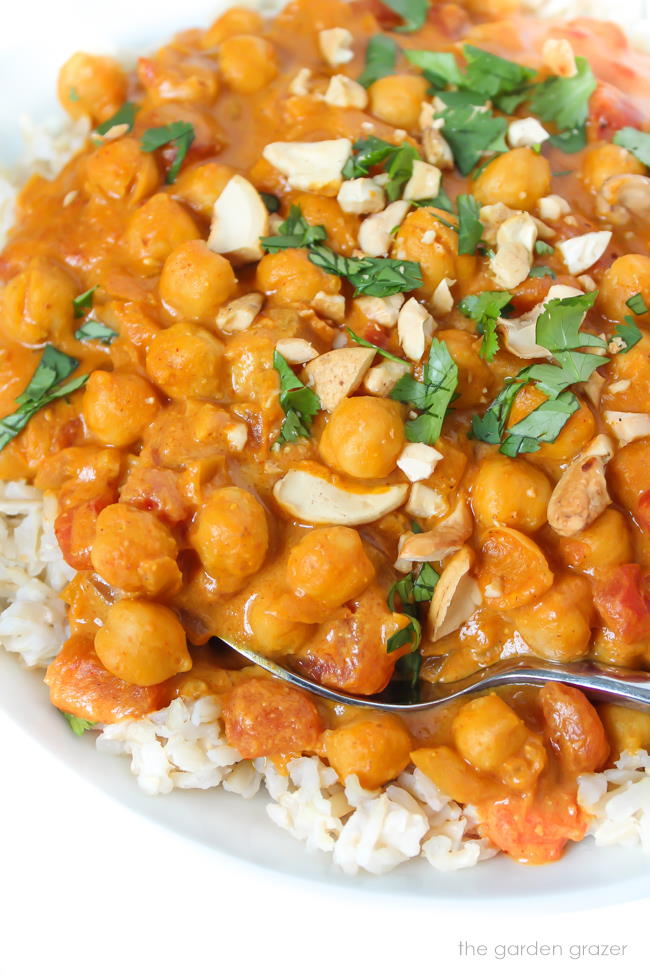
<box><xmin>391</xmin><ymin>338</ymin><xmax>458</xmax><ymax>443</ymax></box>
<box><xmin>615</xmin><ymin>316</ymin><xmax>643</xmax><ymax>352</ymax></box>
<box><xmin>456</xmin><ymin>194</ymin><xmax>483</xmax><ymax>255</ymax></box>
<box><xmin>261</xmin><ymin>192</ymin><xmax>280</xmax><ymax>213</ymax></box>
<box><xmin>342</xmin><ymin>136</ymin><xmax>419</xmax><ymax>200</ymax></box>
<box><xmin>141</xmin><ymin>121</ymin><xmax>195</xmax><ymax>183</ymax></box>
<box><xmin>529</xmin><ymin>266</ymin><xmax>556</xmax><ymax>279</ymax></box>
<box><xmin>358</xmin><ymin>34</ymin><xmax>399</xmax><ymax>88</ymax></box>
<box><xmin>627</xmin><ymin>292</ymin><xmax>649</xmax><ymax>316</ymax></box>
<box><xmin>459</xmin><ymin>290</ymin><xmax>513</xmax><ymax>362</ymax></box>
<box><xmin>462</xmin><ymin>45</ymin><xmax>535</xmax><ymax>109</ymax></box>
<box><xmin>404</xmin><ymin>50</ymin><xmax>463</xmax><ymax>89</ymax></box>
<box><xmin>613</xmin><ymin>127</ymin><xmax>650</xmax><ymax>167</ymax></box>
<box><xmin>412</xmin><ymin>183</ymin><xmax>453</xmax><ymax>213</ymax></box>
<box><xmin>548</xmin><ymin>126</ymin><xmax>587</xmax><ymax>153</ymax></box>
<box><xmin>68</xmin><ymin>87</ymin><xmax>80</xmax><ymax>103</ymax></box>
<box><xmin>95</xmin><ymin>101</ymin><xmax>138</xmax><ymax>136</ymax></box>
<box><xmin>74</xmin><ymin>321</ymin><xmax>118</xmax><ymax>345</ymax></box>
<box><xmin>437</xmin><ymin>102</ymin><xmax>508</xmax><ymax>176</ymax></box>
<box><xmin>345</xmin><ymin>327</ymin><xmax>407</xmax><ymax>365</ymax></box>
<box><xmin>535</xmin><ymin>240</ymin><xmax>554</xmax><ymax>256</ymax></box>
<box><xmin>73</xmin><ymin>286</ymin><xmax>97</xmax><ymax>318</ymax></box>
<box><xmin>273</xmin><ymin>352</ymin><xmax>321</xmax><ymax>446</ymax></box>
<box><xmin>260</xmin><ymin>204</ymin><xmax>327</xmax><ymax>252</ymax></box>
<box><xmin>387</xmin><ymin>561</ymin><xmax>439</xmax><ymax>695</ymax></box>
<box><xmin>62</xmin><ymin>712</ymin><xmax>96</xmax><ymax>736</ymax></box>
<box><xmin>500</xmin><ymin>391</ymin><xmax>580</xmax><ymax>457</ymax></box>
<box><xmin>529</xmin><ymin>57</ymin><xmax>596</xmax><ymax>133</ymax></box>
<box><xmin>382</xmin><ymin>0</ymin><xmax>428</xmax><ymax>33</ymax></box>
<box><xmin>308</xmin><ymin>245</ymin><xmax>422</xmax><ymax>297</ymax></box>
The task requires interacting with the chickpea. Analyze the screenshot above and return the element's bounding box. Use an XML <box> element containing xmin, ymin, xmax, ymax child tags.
<box><xmin>323</xmin><ymin>714</ymin><xmax>412</xmax><ymax>789</ymax></box>
<box><xmin>83</xmin><ymin>370</ymin><xmax>159</xmax><ymax>447</ymax></box>
<box><xmin>598</xmin><ymin>254</ymin><xmax>650</xmax><ymax>323</ymax></box>
<box><xmin>598</xmin><ymin>703</ymin><xmax>650</xmax><ymax>759</ymax></box>
<box><xmin>95</xmin><ymin>598</ymin><xmax>191</xmax><ymax>686</ymax></box>
<box><xmin>602</xmin><ymin>331</ymin><xmax>650</xmax><ymax>412</ymax></box>
<box><xmin>581</xmin><ymin>143</ymin><xmax>645</xmax><ymax>193</ymax></box>
<box><xmin>286</xmin><ymin>527</ymin><xmax>376</xmax><ymax>608</ymax></box>
<box><xmin>173</xmin><ymin>162</ymin><xmax>235</xmax><ymax>219</ymax></box>
<box><xmin>124</xmin><ymin>194</ymin><xmax>200</xmax><ymax>273</ymax></box>
<box><xmin>85</xmin><ymin>137</ymin><xmax>159</xmax><ymax>204</ymax></box>
<box><xmin>146</xmin><ymin>322</ymin><xmax>225</xmax><ymax>399</ymax></box>
<box><xmin>555</xmin><ymin>508</ymin><xmax>633</xmax><ymax>575</ymax></box>
<box><xmin>91</xmin><ymin>503</ymin><xmax>181</xmax><ymax>596</ymax></box>
<box><xmin>294</xmin><ymin>194</ymin><xmax>360</xmax><ymax>257</ymax></box>
<box><xmin>391</xmin><ymin>208</ymin><xmax>475</xmax><ymax>298</ymax></box>
<box><xmin>368</xmin><ymin>74</ymin><xmax>428</xmax><ymax>130</ymax></box>
<box><xmin>437</xmin><ymin>329</ymin><xmax>493</xmax><ymax>409</ymax></box>
<box><xmin>202</xmin><ymin>6</ymin><xmax>264</xmax><ymax>47</ymax></box>
<box><xmin>1</xmin><ymin>258</ymin><xmax>76</xmax><ymax>346</ymax></box>
<box><xmin>510</xmin><ymin>573</ymin><xmax>594</xmax><ymax>662</ymax></box>
<box><xmin>472</xmin><ymin>454</ymin><xmax>552</xmax><ymax>532</ymax></box>
<box><xmin>190</xmin><ymin>486</ymin><xmax>269</xmax><ymax>590</ymax></box>
<box><xmin>608</xmin><ymin>438</ymin><xmax>650</xmax><ymax>530</ymax></box>
<box><xmin>57</xmin><ymin>52</ymin><xmax>127</xmax><ymax>124</ymax></box>
<box><xmin>319</xmin><ymin>397</ymin><xmax>405</xmax><ymax>479</ymax></box>
<box><xmin>219</xmin><ymin>35</ymin><xmax>278</xmax><ymax>94</ymax></box>
<box><xmin>540</xmin><ymin>683</ymin><xmax>609</xmax><ymax>774</ymax></box>
<box><xmin>256</xmin><ymin>248</ymin><xmax>340</xmax><ymax>304</ymax></box>
<box><xmin>137</xmin><ymin>54</ymin><xmax>219</xmax><ymax>105</ymax></box>
<box><xmin>245</xmin><ymin>588</ymin><xmax>313</xmax><ymax>656</ymax></box>
<box><xmin>159</xmin><ymin>240</ymin><xmax>237</xmax><ymax>322</ymax></box>
<box><xmin>226</xmin><ymin>332</ymin><xmax>276</xmax><ymax>400</ymax></box>
<box><xmin>473</xmin><ymin>148</ymin><xmax>551</xmax><ymax>210</ymax></box>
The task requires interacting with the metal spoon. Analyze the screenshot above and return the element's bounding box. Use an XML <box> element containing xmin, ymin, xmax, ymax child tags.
<box><xmin>214</xmin><ymin>637</ymin><xmax>650</xmax><ymax>712</ymax></box>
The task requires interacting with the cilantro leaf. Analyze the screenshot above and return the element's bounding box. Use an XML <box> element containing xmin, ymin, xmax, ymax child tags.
<box><xmin>462</xmin><ymin>45</ymin><xmax>536</xmax><ymax>107</ymax></box>
<box><xmin>358</xmin><ymin>34</ymin><xmax>399</xmax><ymax>88</ymax></box>
<box><xmin>273</xmin><ymin>351</ymin><xmax>321</xmax><ymax>446</ymax></box>
<box><xmin>391</xmin><ymin>338</ymin><xmax>458</xmax><ymax>443</ymax></box>
<box><xmin>412</xmin><ymin>183</ymin><xmax>454</xmax><ymax>213</ymax></box>
<box><xmin>141</xmin><ymin>121</ymin><xmax>195</xmax><ymax>183</ymax></box>
<box><xmin>613</xmin><ymin>127</ymin><xmax>650</xmax><ymax>167</ymax></box>
<box><xmin>62</xmin><ymin>711</ymin><xmax>96</xmax><ymax>736</ymax></box>
<box><xmin>73</xmin><ymin>286</ymin><xmax>97</xmax><ymax>318</ymax></box>
<box><xmin>260</xmin><ymin>204</ymin><xmax>327</xmax><ymax>252</ymax></box>
<box><xmin>615</xmin><ymin>315</ymin><xmax>643</xmax><ymax>352</ymax></box>
<box><xmin>74</xmin><ymin>321</ymin><xmax>118</xmax><ymax>345</ymax></box>
<box><xmin>386</xmin><ymin>561</ymin><xmax>438</xmax><ymax>697</ymax></box>
<box><xmin>500</xmin><ymin>391</ymin><xmax>579</xmax><ymax>457</ymax></box>
<box><xmin>438</xmin><ymin>102</ymin><xmax>508</xmax><ymax>176</ymax></box>
<box><xmin>529</xmin><ymin>265</ymin><xmax>556</xmax><ymax>279</ymax></box>
<box><xmin>459</xmin><ymin>290</ymin><xmax>513</xmax><ymax>362</ymax></box>
<box><xmin>457</xmin><ymin>194</ymin><xmax>483</xmax><ymax>255</ymax></box>
<box><xmin>404</xmin><ymin>50</ymin><xmax>463</xmax><ymax>89</ymax></box>
<box><xmin>95</xmin><ymin>102</ymin><xmax>138</xmax><ymax>136</ymax></box>
<box><xmin>308</xmin><ymin>245</ymin><xmax>422</xmax><ymax>297</ymax></box>
<box><xmin>535</xmin><ymin>240</ymin><xmax>554</xmax><ymax>256</ymax></box>
<box><xmin>387</xmin><ymin>616</ymin><xmax>422</xmax><ymax>653</ymax></box>
<box><xmin>381</xmin><ymin>0</ymin><xmax>428</xmax><ymax>33</ymax></box>
<box><xmin>548</xmin><ymin>126</ymin><xmax>587</xmax><ymax>153</ymax></box>
<box><xmin>470</xmin><ymin>377</ymin><xmax>525</xmax><ymax>444</ymax></box>
<box><xmin>535</xmin><ymin>292</ymin><xmax>601</xmax><ymax>352</ymax></box>
<box><xmin>342</xmin><ymin>137</ymin><xmax>419</xmax><ymax>200</ymax></box>
<box><xmin>385</xmin><ymin>143</ymin><xmax>419</xmax><ymax>201</ymax></box>
<box><xmin>627</xmin><ymin>292</ymin><xmax>648</xmax><ymax>316</ymax></box>
<box><xmin>529</xmin><ymin>56</ymin><xmax>596</xmax><ymax>132</ymax></box>
<box><xmin>261</xmin><ymin>192</ymin><xmax>280</xmax><ymax>213</ymax></box>
<box><xmin>345</xmin><ymin>327</ymin><xmax>408</xmax><ymax>365</ymax></box>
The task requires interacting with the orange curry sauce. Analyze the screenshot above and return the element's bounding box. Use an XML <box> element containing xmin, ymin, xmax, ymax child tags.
<box><xmin>2</xmin><ymin>0</ymin><xmax>650</xmax><ymax>864</ymax></box>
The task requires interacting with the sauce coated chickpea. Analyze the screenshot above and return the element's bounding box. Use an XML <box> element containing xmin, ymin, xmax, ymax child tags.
<box><xmin>323</xmin><ymin>714</ymin><xmax>412</xmax><ymax>790</ymax></box>
<box><xmin>472</xmin><ymin>454</ymin><xmax>552</xmax><ymax>532</ymax></box>
<box><xmin>190</xmin><ymin>486</ymin><xmax>269</xmax><ymax>590</ymax></box>
<box><xmin>91</xmin><ymin>503</ymin><xmax>181</xmax><ymax>596</ymax></box>
<box><xmin>159</xmin><ymin>240</ymin><xmax>237</xmax><ymax>322</ymax></box>
<box><xmin>256</xmin><ymin>248</ymin><xmax>340</xmax><ymax>304</ymax></box>
<box><xmin>319</xmin><ymin>396</ymin><xmax>405</xmax><ymax>479</ymax></box>
<box><xmin>85</xmin><ymin>137</ymin><xmax>159</xmax><ymax>204</ymax></box>
<box><xmin>124</xmin><ymin>194</ymin><xmax>200</xmax><ymax>273</ymax></box>
<box><xmin>473</xmin><ymin>147</ymin><xmax>552</xmax><ymax>210</ymax></box>
<box><xmin>286</xmin><ymin>527</ymin><xmax>375</xmax><ymax>608</ymax></box>
<box><xmin>146</xmin><ymin>322</ymin><xmax>225</xmax><ymax>399</ymax></box>
<box><xmin>82</xmin><ymin>370</ymin><xmax>160</xmax><ymax>447</ymax></box>
<box><xmin>368</xmin><ymin>74</ymin><xmax>428</xmax><ymax>130</ymax></box>
<box><xmin>58</xmin><ymin>52</ymin><xmax>127</xmax><ymax>123</ymax></box>
<box><xmin>245</xmin><ymin>588</ymin><xmax>313</xmax><ymax>656</ymax></box>
<box><xmin>95</xmin><ymin>598</ymin><xmax>191</xmax><ymax>686</ymax></box>
<box><xmin>1</xmin><ymin>259</ymin><xmax>77</xmax><ymax>346</ymax></box>
<box><xmin>598</xmin><ymin>254</ymin><xmax>650</xmax><ymax>322</ymax></box>
<box><xmin>219</xmin><ymin>35</ymin><xmax>278</xmax><ymax>94</ymax></box>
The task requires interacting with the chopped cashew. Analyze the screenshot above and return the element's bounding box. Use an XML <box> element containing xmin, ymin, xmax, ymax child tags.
<box><xmin>363</xmin><ymin>360</ymin><xmax>410</xmax><ymax>396</ymax></box>
<box><xmin>405</xmin><ymin>483</ymin><xmax>448</xmax><ymax>520</ymax></box>
<box><xmin>215</xmin><ymin>293</ymin><xmax>264</xmax><ymax>333</ymax></box>
<box><xmin>558</xmin><ymin>231</ymin><xmax>612</xmax><ymax>275</ymax></box>
<box><xmin>547</xmin><ymin>435</ymin><xmax>614</xmax><ymax>537</ymax></box>
<box><xmin>428</xmin><ymin>546</ymin><xmax>482</xmax><ymax>641</ymax></box>
<box><xmin>224</xmin><ymin>421</ymin><xmax>248</xmax><ymax>453</ymax></box>
<box><xmin>288</xmin><ymin>68</ymin><xmax>312</xmax><ymax>96</ymax></box>
<box><xmin>481</xmin><ymin>202</ymin><xmax>553</xmax><ymax>245</ymax></box>
<box><xmin>311</xmin><ymin>291</ymin><xmax>346</xmax><ymax>323</ymax></box>
<box><xmin>354</xmin><ymin>293</ymin><xmax>404</xmax><ymax>326</ymax></box>
<box><xmin>398</xmin><ymin>499</ymin><xmax>473</xmax><ymax>562</ymax></box>
<box><xmin>596</xmin><ymin>174</ymin><xmax>650</xmax><ymax>227</ymax></box>
<box><xmin>273</xmin><ymin>465</ymin><xmax>408</xmax><ymax>525</ymax></box>
<box><xmin>324</xmin><ymin>74</ymin><xmax>368</xmax><ymax>109</ymax></box>
<box><xmin>358</xmin><ymin>200</ymin><xmax>410</xmax><ymax>257</ymax></box>
<box><xmin>507</xmin><ymin>117</ymin><xmax>550</xmax><ymax>149</ymax></box>
<box><xmin>581</xmin><ymin>370</ymin><xmax>606</xmax><ymax>408</ymax></box>
<box><xmin>537</xmin><ymin>195</ymin><xmax>571</xmax><ymax>222</ymax></box>
<box><xmin>542</xmin><ymin>37</ymin><xmax>577</xmax><ymax>77</ymax></box>
<box><xmin>396</xmin><ymin>443</ymin><xmax>443</xmax><ymax>482</ymax></box>
<box><xmin>263</xmin><ymin>139</ymin><xmax>351</xmax><ymax>195</ymax></box>
<box><xmin>337</xmin><ymin>177</ymin><xmax>386</xmax><ymax>214</ymax></box>
<box><xmin>499</xmin><ymin>284</ymin><xmax>584</xmax><ymax>359</ymax></box>
<box><xmin>318</xmin><ymin>27</ymin><xmax>354</xmax><ymax>68</ymax></box>
<box><xmin>431</xmin><ymin>277</ymin><xmax>455</xmax><ymax>316</ymax></box>
<box><xmin>208</xmin><ymin>175</ymin><xmax>268</xmax><ymax>264</ymax></box>
<box><xmin>605</xmin><ymin>411</ymin><xmax>650</xmax><ymax>445</ymax></box>
<box><xmin>397</xmin><ymin>297</ymin><xmax>434</xmax><ymax>361</ymax></box>
<box><xmin>422</xmin><ymin>126</ymin><xmax>454</xmax><ymax>169</ymax></box>
<box><xmin>304</xmin><ymin>347</ymin><xmax>375</xmax><ymax>411</ymax></box>
<box><xmin>419</xmin><ymin>101</ymin><xmax>435</xmax><ymax>131</ymax></box>
<box><xmin>275</xmin><ymin>338</ymin><xmax>319</xmax><ymax>363</ymax></box>
<box><xmin>490</xmin><ymin>212</ymin><xmax>537</xmax><ymax>289</ymax></box>
<box><xmin>402</xmin><ymin>160</ymin><xmax>442</xmax><ymax>201</ymax></box>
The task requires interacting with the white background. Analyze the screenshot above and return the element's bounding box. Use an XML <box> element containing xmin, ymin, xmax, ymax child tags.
<box><xmin>1</xmin><ymin>1</ymin><xmax>649</xmax><ymax>972</ymax></box>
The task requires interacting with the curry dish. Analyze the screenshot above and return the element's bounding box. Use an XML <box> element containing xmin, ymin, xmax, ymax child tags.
<box><xmin>3</xmin><ymin>0</ymin><xmax>650</xmax><ymax>867</ymax></box>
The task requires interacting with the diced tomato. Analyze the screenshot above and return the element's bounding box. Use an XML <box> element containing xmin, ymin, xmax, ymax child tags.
<box><xmin>119</xmin><ymin>466</ymin><xmax>191</xmax><ymax>524</ymax></box>
<box><xmin>45</xmin><ymin>634</ymin><xmax>174</xmax><ymax>724</ymax></box>
<box><xmin>478</xmin><ymin>791</ymin><xmax>587</xmax><ymax>865</ymax></box>
<box><xmin>593</xmin><ymin>563</ymin><xmax>650</xmax><ymax>644</ymax></box>
<box><xmin>54</xmin><ymin>490</ymin><xmax>114</xmax><ymax>570</ymax></box>
<box><xmin>539</xmin><ymin>683</ymin><xmax>609</xmax><ymax>774</ymax></box>
<box><xmin>222</xmin><ymin>677</ymin><xmax>323</xmax><ymax>759</ymax></box>
<box><xmin>637</xmin><ymin>490</ymin><xmax>650</xmax><ymax>534</ymax></box>
<box><xmin>588</xmin><ymin>82</ymin><xmax>643</xmax><ymax>141</ymax></box>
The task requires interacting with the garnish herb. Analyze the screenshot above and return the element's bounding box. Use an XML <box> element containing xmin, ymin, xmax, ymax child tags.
<box><xmin>74</xmin><ymin>321</ymin><xmax>118</xmax><ymax>345</ymax></box>
<box><xmin>436</xmin><ymin>102</ymin><xmax>508</xmax><ymax>176</ymax></box>
<box><xmin>0</xmin><ymin>346</ymin><xmax>88</xmax><ymax>451</ymax></box>
<box><xmin>626</xmin><ymin>292</ymin><xmax>648</xmax><ymax>316</ymax></box>
<box><xmin>273</xmin><ymin>351</ymin><xmax>321</xmax><ymax>446</ymax></box>
<box><xmin>613</xmin><ymin>127</ymin><xmax>650</xmax><ymax>167</ymax></box>
<box><xmin>456</xmin><ymin>194</ymin><xmax>483</xmax><ymax>255</ymax></box>
<box><xmin>461</xmin><ymin>45</ymin><xmax>536</xmax><ymax>110</ymax></box>
<box><xmin>342</xmin><ymin>136</ymin><xmax>419</xmax><ymax>200</ymax></box>
<box><xmin>615</xmin><ymin>316</ymin><xmax>643</xmax><ymax>352</ymax></box>
<box><xmin>529</xmin><ymin>265</ymin><xmax>556</xmax><ymax>279</ymax></box>
<box><xmin>261</xmin><ymin>192</ymin><xmax>281</xmax><ymax>213</ymax></box>
<box><xmin>391</xmin><ymin>337</ymin><xmax>458</xmax><ymax>443</ymax></box>
<box><xmin>459</xmin><ymin>290</ymin><xmax>513</xmax><ymax>362</ymax></box>
<box><xmin>73</xmin><ymin>286</ymin><xmax>97</xmax><ymax>318</ymax></box>
<box><xmin>358</xmin><ymin>34</ymin><xmax>399</xmax><ymax>88</ymax></box>
<box><xmin>528</xmin><ymin>57</ymin><xmax>596</xmax><ymax>132</ymax></box>
<box><xmin>345</xmin><ymin>327</ymin><xmax>408</xmax><ymax>365</ymax></box>
<box><xmin>413</xmin><ymin>184</ymin><xmax>453</xmax><ymax>213</ymax></box>
<box><xmin>387</xmin><ymin>562</ymin><xmax>439</xmax><ymax>695</ymax></box>
<box><xmin>62</xmin><ymin>712</ymin><xmax>96</xmax><ymax>736</ymax></box>
<box><xmin>141</xmin><ymin>121</ymin><xmax>195</xmax><ymax>183</ymax></box>
<box><xmin>260</xmin><ymin>204</ymin><xmax>327</xmax><ymax>252</ymax></box>
<box><xmin>548</xmin><ymin>127</ymin><xmax>587</xmax><ymax>153</ymax></box>
<box><xmin>95</xmin><ymin>101</ymin><xmax>138</xmax><ymax>136</ymax></box>
<box><xmin>499</xmin><ymin>391</ymin><xmax>579</xmax><ymax>457</ymax></box>
<box><xmin>404</xmin><ymin>50</ymin><xmax>463</xmax><ymax>90</ymax></box>
<box><xmin>382</xmin><ymin>0</ymin><xmax>428</xmax><ymax>33</ymax></box>
<box><xmin>68</xmin><ymin>87</ymin><xmax>80</xmax><ymax>103</ymax></box>
<box><xmin>308</xmin><ymin>245</ymin><xmax>422</xmax><ymax>297</ymax></box>
<box><xmin>535</xmin><ymin>240</ymin><xmax>554</xmax><ymax>256</ymax></box>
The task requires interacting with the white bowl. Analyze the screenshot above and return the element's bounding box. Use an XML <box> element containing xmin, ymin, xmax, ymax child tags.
<box><xmin>1</xmin><ymin>0</ymin><xmax>649</xmax><ymax>905</ymax></box>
